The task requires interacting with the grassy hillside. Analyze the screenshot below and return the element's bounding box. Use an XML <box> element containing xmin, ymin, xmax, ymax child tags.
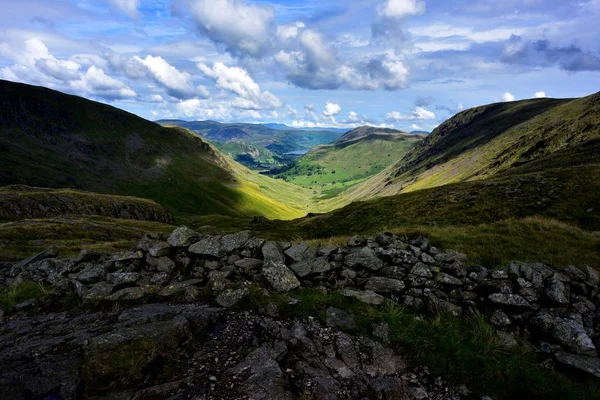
<box><xmin>346</xmin><ymin>93</ymin><xmax>600</xmax><ymax>199</ymax></box>
<box><xmin>269</xmin><ymin>127</ymin><xmax>423</xmax><ymax>202</ymax></box>
<box><xmin>0</xmin><ymin>80</ymin><xmax>311</xmax><ymax>220</ymax></box>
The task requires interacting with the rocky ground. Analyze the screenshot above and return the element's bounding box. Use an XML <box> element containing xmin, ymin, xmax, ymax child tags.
<box><xmin>1</xmin><ymin>226</ymin><xmax>599</xmax><ymax>399</ymax></box>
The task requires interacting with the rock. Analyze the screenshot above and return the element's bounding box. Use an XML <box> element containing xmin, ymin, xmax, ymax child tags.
<box><xmin>341</xmin><ymin>268</ymin><xmax>357</xmax><ymax>280</ymax></box>
<box><xmin>234</xmin><ymin>258</ymin><xmax>263</xmax><ymax>272</ymax></box>
<box><xmin>10</xmin><ymin>246</ymin><xmax>59</xmax><ymax>276</ymax></box>
<box><xmin>531</xmin><ymin>311</ymin><xmax>596</xmax><ymax>356</ymax></box>
<box><xmin>490</xmin><ymin>309</ymin><xmax>512</xmax><ymax>327</ymax></box>
<box><xmin>373</xmin><ymin>322</ymin><xmax>390</xmax><ymax>342</ymax></box>
<box><xmin>0</xmin><ymin>309</ymin><xmax>4</xmax><ymax>322</ymax></box>
<box><xmin>410</xmin><ymin>262</ymin><xmax>432</xmax><ymax>278</ymax></box>
<box><xmin>148</xmin><ymin>242</ymin><xmax>171</xmax><ymax>257</ymax></box>
<box><xmin>497</xmin><ymin>331</ymin><xmax>519</xmax><ymax>348</ymax></box>
<box><xmin>565</xmin><ymin>265</ymin><xmax>586</xmax><ymax>281</ymax></box>
<box><xmin>106</xmin><ymin>272</ymin><xmax>141</xmax><ymax>285</ymax></box>
<box><xmin>216</xmin><ymin>287</ymin><xmax>249</xmax><ymax>308</ymax></box>
<box><xmin>317</xmin><ymin>245</ymin><xmax>338</xmax><ymax>257</ymax></box>
<box><xmin>150</xmin><ymin>272</ymin><xmax>171</xmax><ymax>285</ymax></box>
<box><xmin>262</xmin><ymin>261</ymin><xmax>301</xmax><ymax>292</ymax></box>
<box><xmin>435</xmin><ymin>272</ymin><xmax>463</xmax><ymax>286</ymax></box>
<box><xmin>74</xmin><ymin>249</ymin><xmax>101</xmax><ymax>264</ymax></box>
<box><xmin>365</xmin><ymin>277</ymin><xmax>405</xmax><ymax>293</ymax></box>
<box><xmin>428</xmin><ymin>295</ymin><xmax>462</xmax><ymax>317</ymax></box>
<box><xmin>106</xmin><ymin>287</ymin><xmax>147</xmax><ymax>301</ymax></box>
<box><xmin>147</xmin><ymin>255</ymin><xmax>176</xmax><ymax>274</ymax></box>
<box><xmin>340</xmin><ymin>289</ymin><xmax>386</xmax><ymax>305</ymax></box>
<box><xmin>262</xmin><ymin>241</ymin><xmax>286</xmax><ymax>264</ymax></box>
<box><xmin>488</xmin><ymin>293</ymin><xmax>531</xmax><ymax>308</ymax></box>
<box><xmin>584</xmin><ymin>266</ymin><xmax>599</xmax><ymax>286</ymax></box>
<box><xmin>555</xmin><ymin>351</ymin><xmax>600</xmax><ymax>379</ymax></box>
<box><xmin>289</xmin><ymin>257</ymin><xmax>331</xmax><ymax>278</ymax></box>
<box><xmin>220</xmin><ymin>231</ymin><xmax>250</xmax><ymax>252</ymax></box>
<box><xmin>85</xmin><ymin>281</ymin><xmax>114</xmax><ymax>300</ymax></box>
<box><xmin>114</xmin><ymin>250</ymin><xmax>144</xmax><ymax>262</ymax></box>
<box><xmin>344</xmin><ymin>247</ymin><xmax>383</xmax><ymax>271</ymax></box>
<box><xmin>284</xmin><ymin>243</ymin><xmax>316</xmax><ymax>263</ymax></box>
<box><xmin>491</xmin><ymin>270</ymin><xmax>508</xmax><ymax>279</ymax></box>
<box><xmin>434</xmin><ymin>250</ymin><xmax>467</xmax><ymax>266</ymax></box>
<box><xmin>167</xmin><ymin>226</ymin><xmax>199</xmax><ymax>247</ymax></box>
<box><xmin>75</xmin><ymin>263</ymin><xmax>106</xmax><ymax>284</ymax></box>
<box><xmin>347</xmin><ymin>236</ymin><xmax>365</xmax><ymax>247</ymax></box>
<box><xmin>189</xmin><ymin>236</ymin><xmax>222</xmax><ymax>258</ymax></box>
<box><xmin>421</xmin><ymin>252</ymin><xmax>435</xmax><ymax>264</ymax></box>
<box><xmin>325</xmin><ymin>307</ymin><xmax>356</xmax><ymax>329</ymax></box>
<box><xmin>544</xmin><ymin>279</ymin><xmax>570</xmax><ymax>307</ymax></box>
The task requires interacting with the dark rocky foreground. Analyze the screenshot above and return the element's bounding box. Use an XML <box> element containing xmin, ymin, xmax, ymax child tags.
<box><xmin>1</xmin><ymin>227</ymin><xmax>600</xmax><ymax>399</ymax></box>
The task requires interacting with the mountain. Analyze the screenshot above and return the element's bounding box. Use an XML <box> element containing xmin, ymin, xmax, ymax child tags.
<box><xmin>268</xmin><ymin>126</ymin><xmax>423</xmax><ymax>202</ymax></box>
<box><xmin>264</xmin><ymin>123</ymin><xmax>349</xmax><ymax>135</ymax></box>
<box><xmin>157</xmin><ymin>119</ymin><xmax>343</xmax><ymax>170</ymax></box>
<box><xmin>0</xmin><ymin>80</ymin><xmax>311</xmax><ymax>220</ymax></box>
<box><xmin>410</xmin><ymin>130</ymin><xmax>430</xmax><ymax>135</ymax></box>
<box><xmin>344</xmin><ymin>93</ymin><xmax>600</xmax><ymax>200</ymax></box>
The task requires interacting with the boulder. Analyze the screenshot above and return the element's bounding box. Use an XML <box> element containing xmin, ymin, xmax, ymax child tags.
<box><xmin>410</xmin><ymin>262</ymin><xmax>432</xmax><ymax>278</ymax></box>
<box><xmin>435</xmin><ymin>272</ymin><xmax>463</xmax><ymax>286</ymax></box>
<box><xmin>10</xmin><ymin>246</ymin><xmax>59</xmax><ymax>276</ymax></box>
<box><xmin>284</xmin><ymin>243</ymin><xmax>316</xmax><ymax>263</ymax></box>
<box><xmin>106</xmin><ymin>272</ymin><xmax>141</xmax><ymax>286</ymax></box>
<box><xmin>531</xmin><ymin>311</ymin><xmax>596</xmax><ymax>356</ymax></box>
<box><xmin>215</xmin><ymin>288</ymin><xmax>249</xmax><ymax>308</ymax></box>
<box><xmin>344</xmin><ymin>247</ymin><xmax>383</xmax><ymax>271</ymax></box>
<box><xmin>555</xmin><ymin>352</ymin><xmax>600</xmax><ymax>379</ymax></box>
<box><xmin>167</xmin><ymin>226</ymin><xmax>199</xmax><ymax>247</ymax></box>
<box><xmin>488</xmin><ymin>293</ymin><xmax>531</xmax><ymax>308</ymax></box>
<box><xmin>490</xmin><ymin>309</ymin><xmax>512</xmax><ymax>327</ymax></box>
<box><xmin>544</xmin><ymin>279</ymin><xmax>570</xmax><ymax>307</ymax></box>
<box><xmin>74</xmin><ymin>263</ymin><xmax>106</xmax><ymax>284</ymax></box>
<box><xmin>106</xmin><ymin>287</ymin><xmax>147</xmax><ymax>301</ymax></box>
<box><xmin>365</xmin><ymin>277</ymin><xmax>405</xmax><ymax>293</ymax></box>
<box><xmin>220</xmin><ymin>231</ymin><xmax>250</xmax><ymax>252</ymax></box>
<box><xmin>289</xmin><ymin>257</ymin><xmax>331</xmax><ymax>277</ymax></box>
<box><xmin>340</xmin><ymin>289</ymin><xmax>386</xmax><ymax>305</ymax></box>
<box><xmin>262</xmin><ymin>261</ymin><xmax>301</xmax><ymax>292</ymax></box>
<box><xmin>148</xmin><ymin>242</ymin><xmax>171</xmax><ymax>257</ymax></box>
<box><xmin>262</xmin><ymin>242</ymin><xmax>286</xmax><ymax>264</ymax></box>
<box><xmin>189</xmin><ymin>236</ymin><xmax>222</xmax><ymax>258</ymax></box>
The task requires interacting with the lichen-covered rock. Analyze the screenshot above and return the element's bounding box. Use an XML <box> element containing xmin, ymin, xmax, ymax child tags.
<box><xmin>365</xmin><ymin>277</ymin><xmax>405</xmax><ymax>293</ymax></box>
<box><xmin>531</xmin><ymin>311</ymin><xmax>596</xmax><ymax>356</ymax></box>
<box><xmin>555</xmin><ymin>351</ymin><xmax>600</xmax><ymax>379</ymax></box>
<box><xmin>262</xmin><ymin>261</ymin><xmax>300</xmax><ymax>292</ymax></box>
<box><xmin>544</xmin><ymin>279</ymin><xmax>570</xmax><ymax>306</ymax></box>
<box><xmin>289</xmin><ymin>257</ymin><xmax>331</xmax><ymax>277</ymax></box>
<box><xmin>410</xmin><ymin>262</ymin><xmax>432</xmax><ymax>278</ymax></box>
<box><xmin>216</xmin><ymin>287</ymin><xmax>249</xmax><ymax>308</ymax></box>
<box><xmin>189</xmin><ymin>236</ymin><xmax>222</xmax><ymax>258</ymax></box>
<box><xmin>284</xmin><ymin>243</ymin><xmax>316</xmax><ymax>263</ymax></box>
<box><xmin>148</xmin><ymin>242</ymin><xmax>171</xmax><ymax>257</ymax></box>
<box><xmin>344</xmin><ymin>247</ymin><xmax>383</xmax><ymax>271</ymax></box>
<box><xmin>340</xmin><ymin>289</ymin><xmax>386</xmax><ymax>305</ymax></box>
<box><xmin>262</xmin><ymin>241</ymin><xmax>285</xmax><ymax>264</ymax></box>
<box><xmin>106</xmin><ymin>272</ymin><xmax>141</xmax><ymax>285</ymax></box>
<box><xmin>435</xmin><ymin>272</ymin><xmax>463</xmax><ymax>286</ymax></box>
<box><xmin>220</xmin><ymin>231</ymin><xmax>250</xmax><ymax>253</ymax></box>
<box><xmin>488</xmin><ymin>293</ymin><xmax>531</xmax><ymax>308</ymax></box>
<box><xmin>167</xmin><ymin>226</ymin><xmax>199</xmax><ymax>247</ymax></box>
<box><xmin>490</xmin><ymin>309</ymin><xmax>512</xmax><ymax>327</ymax></box>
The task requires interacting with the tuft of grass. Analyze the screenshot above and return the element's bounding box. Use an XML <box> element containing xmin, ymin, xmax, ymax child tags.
<box><xmin>248</xmin><ymin>287</ymin><xmax>600</xmax><ymax>400</ymax></box>
<box><xmin>0</xmin><ymin>281</ymin><xmax>48</xmax><ymax>312</ymax></box>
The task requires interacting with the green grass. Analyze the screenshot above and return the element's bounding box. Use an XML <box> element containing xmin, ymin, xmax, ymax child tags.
<box><xmin>0</xmin><ymin>215</ymin><xmax>174</xmax><ymax>261</ymax></box>
<box><xmin>0</xmin><ymin>281</ymin><xmax>49</xmax><ymax>312</ymax></box>
<box><xmin>248</xmin><ymin>287</ymin><xmax>600</xmax><ymax>400</ymax></box>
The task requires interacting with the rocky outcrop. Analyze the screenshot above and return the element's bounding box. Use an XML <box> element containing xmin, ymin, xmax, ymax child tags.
<box><xmin>0</xmin><ymin>185</ymin><xmax>173</xmax><ymax>223</ymax></box>
<box><xmin>3</xmin><ymin>227</ymin><xmax>600</xmax><ymax>388</ymax></box>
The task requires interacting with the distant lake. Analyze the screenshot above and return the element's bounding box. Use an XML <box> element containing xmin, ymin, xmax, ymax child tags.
<box><xmin>284</xmin><ymin>150</ymin><xmax>308</xmax><ymax>155</ymax></box>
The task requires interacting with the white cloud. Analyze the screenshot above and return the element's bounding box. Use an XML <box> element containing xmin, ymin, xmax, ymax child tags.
<box><xmin>198</xmin><ymin>61</ymin><xmax>282</xmax><ymax>110</ymax></box>
<box><xmin>71</xmin><ymin>66</ymin><xmax>136</xmax><ymax>99</ymax></box>
<box><xmin>533</xmin><ymin>91</ymin><xmax>547</xmax><ymax>98</ymax></box>
<box><xmin>149</xmin><ymin>94</ymin><xmax>164</xmax><ymax>103</ymax></box>
<box><xmin>277</xmin><ymin>21</ymin><xmax>305</xmax><ymax>40</ymax></box>
<box><xmin>410</xmin><ymin>124</ymin><xmax>421</xmax><ymax>130</ymax></box>
<box><xmin>107</xmin><ymin>0</ymin><xmax>140</xmax><ymax>18</ymax></box>
<box><xmin>378</xmin><ymin>0</ymin><xmax>426</xmax><ymax>19</ymax></box>
<box><xmin>385</xmin><ymin>106</ymin><xmax>436</xmax><ymax>121</ymax></box>
<box><xmin>348</xmin><ymin>111</ymin><xmax>360</xmax><ymax>122</ymax></box>
<box><xmin>502</xmin><ymin>92</ymin><xmax>515</xmax><ymax>102</ymax></box>
<box><xmin>322</xmin><ymin>102</ymin><xmax>341</xmax><ymax>117</ymax></box>
<box><xmin>188</xmin><ymin>0</ymin><xmax>275</xmax><ymax>57</ymax></box>
<box><xmin>136</xmin><ymin>55</ymin><xmax>201</xmax><ymax>99</ymax></box>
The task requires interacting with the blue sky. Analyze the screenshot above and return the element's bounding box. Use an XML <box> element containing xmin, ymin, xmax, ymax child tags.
<box><xmin>1</xmin><ymin>0</ymin><xmax>599</xmax><ymax>131</ymax></box>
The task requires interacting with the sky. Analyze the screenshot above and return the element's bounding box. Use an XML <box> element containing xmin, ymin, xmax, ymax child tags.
<box><xmin>1</xmin><ymin>0</ymin><xmax>599</xmax><ymax>131</ymax></box>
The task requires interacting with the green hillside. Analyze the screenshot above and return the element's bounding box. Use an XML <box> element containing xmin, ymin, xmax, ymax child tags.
<box><xmin>346</xmin><ymin>93</ymin><xmax>600</xmax><ymax>200</ymax></box>
<box><xmin>269</xmin><ymin>126</ymin><xmax>423</xmax><ymax>202</ymax></box>
<box><xmin>0</xmin><ymin>80</ymin><xmax>311</xmax><ymax>220</ymax></box>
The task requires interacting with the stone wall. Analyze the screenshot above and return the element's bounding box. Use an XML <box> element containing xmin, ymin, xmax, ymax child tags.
<box><xmin>4</xmin><ymin>227</ymin><xmax>600</xmax><ymax>379</ymax></box>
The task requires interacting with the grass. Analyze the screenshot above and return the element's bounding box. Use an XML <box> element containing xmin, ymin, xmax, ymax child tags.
<box><xmin>248</xmin><ymin>287</ymin><xmax>600</xmax><ymax>400</ymax></box>
<box><xmin>0</xmin><ymin>281</ymin><xmax>49</xmax><ymax>312</ymax></box>
<box><xmin>0</xmin><ymin>215</ymin><xmax>174</xmax><ymax>262</ymax></box>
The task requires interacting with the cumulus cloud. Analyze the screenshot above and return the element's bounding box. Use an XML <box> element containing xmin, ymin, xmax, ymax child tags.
<box><xmin>107</xmin><ymin>0</ymin><xmax>140</xmax><ymax>18</ymax></box>
<box><xmin>385</xmin><ymin>106</ymin><xmax>436</xmax><ymax>121</ymax></box>
<box><xmin>277</xmin><ymin>22</ymin><xmax>305</xmax><ymax>40</ymax></box>
<box><xmin>501</xmin><ymin>35</ymin><xmax>600</xmax><ymax>72</ymax></box>
<box><xmin>502</xmin><ymin>92</ymin><xmax>515</xmax><ymax>102</ymax></box>
<box><xmin>533</xmin><ymin>91</ymin><xmax>547</xmax><ymax>98</ymax></box>
<box><xmin>136</xmin><ymin>55</ymin><xmax>203</xmax><ymax>99</ymax></box>
<box><xmin>198</xmin><ymin>61</ymin><xmax>282</xmax><ymax>110</ymax></box>
<box><xmin>187</xmin><ymin>0</ymin><xmax>275</xmax><ymax>57</ymax></box>
<box><xmin>372</xmin><ymin>0</ymin><xmax>425</xmax><ymax>48</ymax></box>
<box><xmin>322</xmin><ymin>102</ymin><xmax>341</xmax><ymax>117</ymax></box>
<box><xmin>377</xmin><ymin>0</ymin><xmax>426</xmax><ymax>19</ymax></box>
<box><xmin>148</xmin><ymin>94</ymin><xmax>164</xmax><ymax>103</ymax></box>
<box><xmin>71</xmin><ymin>66</ymin><xmax>136</xmax><ymax>99</ymax></box>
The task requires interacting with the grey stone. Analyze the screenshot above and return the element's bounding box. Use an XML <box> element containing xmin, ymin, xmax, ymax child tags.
<box><xmin>284</xmin><ymin>243</ymin><xmax>316</xmax><ymax>263</ymax></box>
<box><xmin>491</xmin><ymin>270</ymin><xmax>508</xmax><ymax>279</ymax></box>
<box><xmin>10</xmin><ymin>246</ymin><xmax>59</xmax><ymax>276</ymax></box>
<box><xmin>75</xmin><ymin>264</ymin><xmax>106</xmax><ymax>284</ymax></box>
<box><xmin>148</xmin><ymin>242</ymin><xmax>171</xmax><ymax>257</ymax></box>
<box><xmin>84</xmin><ymin>281</ymin><xmax>114</xmax><ymax>300</ymax></box>
<box><xmin>490</xmin><ymin>309</ymin><xmax>512</xmax><ymax>327</ymax></box>
<box><xmin>262</xmin><ymin>241</ymin><xmax>286</xmax><ymax>264</ymax></box>
<box><xmin>106</xmin><ymin>272</ymin><xmax>141</xmax><ymax>285</ymax></box>
<box><xmin>584</xmin><ymin>266</ymin><xmax>599</xmax><ymax>286</ymax></box>
<box><xmin>428</xmin><ymin>295</ymin><xmax>462</xmax><ymax>317</ymax></box>
<box><xmin>216</xmin><ymin>287</ymin><xmax>249</xmax><ymax>308</ymax></box>
<box><xmin>220</xmin><ymin>231</ymin><xmax>250</xmax><ymax>252</ymax></box>
<box><xmin>317</xmin><ymin>245</ymin><xmax>338</xmax><ymax>257</ymax></box>
<box><xmin>340</xmin><ymin>289</ymin><xmax>386</xmax><ymax>305</ymax></box>
<box><xmin>147</xmin><ymin>255</ymin><xmax>175</xmax><ymax>274</ymax></box>
<box><xmin>410</xmin><ymin>262</ymin><xmax>432</xmax><ymax>278</ymax></box>
<box><xmin>555</xmin><ymin>352</ymin><xmax>600</xmax><ymax>379</ymax></box>
<box><xmin>106</xmin><ymin>287</ymin><xmax>146</xmax><ymax>301</ymax></box>
<box><xmin>262</xmin><ymin>261</ymin><xmax>301</xmax><ymax>292</ymax></box>
<box><xmin>565</xmin><ymin>265</ymin><xmax>586</xmax><ymax>281</ymax></box>
<box><xmin>544</xmin><ymin>279</ymin><xmax>569</xmax><ymax>307</ymax></box>
<box><xmin>365</xmin><ymin>277</ymin><xmax>405</xmax><ymax>293</ymax></box>
<box><xmin>434</xmin><ymin>250</ymin><xmax>467</xmax><ymax>266</ymax></box>
<box><xmin>421</xmin><ymin>252</ymin><xmax>435</xmax><ymax>264</ymax></box>
<box><xmin>497</xmin><ymin>331</ymin><xmax>519</xmax><ymax>348</ymax></box>
<box><xmin>150</xmin><ymin>272</ymin><xmax>171</xmax><ymax>285</ymax></box>
<box><xmin>344</xmin><ymin>247</ymin><xmax>383</xmax><ymax>271</ymax></box>
<box><xmin>189</xmin><ymin>236</ymin><xmax>222</xmax><ymax>258</ymax></box>
<box><xmin>341</xmin><ymin>268</ymin><xmax>357</xmax><ymax>280</ymax></box>
<box><xmin>325</xmin><ymin>307</ymin><xmax>356</xmax><ymax>329</ymax></box>
<box><xmin>347</xmin><ymin>236</ymin><xmax>365</xmax><ymax>247</ymax></box>
<box><xmin>234</xmin><ymin>258</ymin><xmax>263</xmax><ymax>272</ymax></box>
<box><xmin>114</xmin><ymin>250</ymin><xmax>144</xmax><ymax>262</ymax></box>
<box><xmin>435</xmin><ymin>272</ymin><xmax>463</xmax><ymax>286</ymax></box>
<box><xmin>531</xmin><ymin>311</ymin><xmax>597</xmax><ymax>356</ymax></box>
<box><xmin>372</xmin><ymin>322</ymin><xmax>390</xmax><ymax>342</ymax></box>
<box><xmin>289</xmin><ymin>257</ymin><xmax>331</xmax><ymax>278</ymax></box>
<box><xmin>488</xmin><ymin>293</ymin><xmax>531</xmax><ymax>308</ymax></box>
<box><xmin>167</xmin><ymin>226</ymin><xmax>199</xmax><ymax>247</ymax></box>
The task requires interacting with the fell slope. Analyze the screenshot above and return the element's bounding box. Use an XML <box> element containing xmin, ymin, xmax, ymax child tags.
<box><xmin>270</xmin><ymin>126</ymin><xmax>423</xmax><ymax>202</ymax></box>
<box><xmin>0</xmin><ymin>80</ymin><xmax>310</xmax><ymax>219</ymax></box>
<box><xmin>348</xmin><ymin>93</ymin><xmax>600</xmax><ymax>199</ymax></box>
